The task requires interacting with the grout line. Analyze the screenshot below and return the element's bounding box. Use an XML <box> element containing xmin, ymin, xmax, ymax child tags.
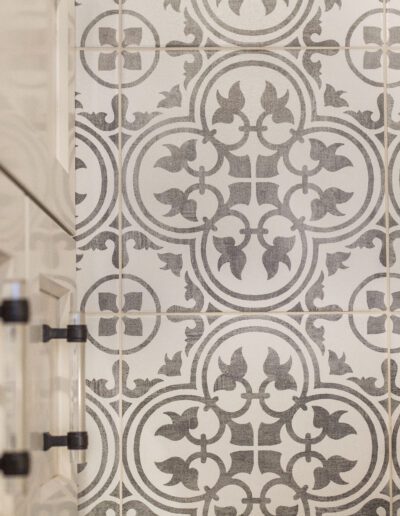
<box><xmin>383</xmin><ymin>2</ymin><xmax>394</xmax><ymax>513</ymax></box>
<box><xmin>82</xmin><ymin>310</ymin><xmax>398</xmax><ymax>317</ymax></box>
<box><xmin>75</xmin><ymin>45</ymin><xmax>385</xmax><ymax>52</ymax></box>
<box><xmin>118</xmin><ymin>2</ymin><xmax>123</xmax><ymax>515</ymax></box>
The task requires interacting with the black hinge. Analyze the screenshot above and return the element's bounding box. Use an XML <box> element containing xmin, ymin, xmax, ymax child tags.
<box><xmin>0</xmin><ymin>299</ymin><xmax>29</xmax><ymax>323</ymax></box>
<box><xmin>0</xmin><ymin>452</ymin><xmax>30</xmax><ymax>476</ymax></box>
<box><xmin>42</xmin><ymin>324</ymin><xmax>88</xmax><ymax>343</ymax></box>
<box><xmin>43</xmin><ymin>432</ymin><xmax>89</xmax><ymax>451</ymax></box>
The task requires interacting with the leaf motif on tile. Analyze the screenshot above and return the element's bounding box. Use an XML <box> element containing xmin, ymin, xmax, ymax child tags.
<box><xmin>80</xmin><ymin>231</ymin><xmax>119</xmax><ymax>269</ymax></box>
<box><xmin>328</xmin><ymin>351</ymin><xmax>353</xmax><ymax>375</ymax></box>
<box><xmin>87</xmin><ymin>360</ymin><xmax>119</xmax><ymax>398</ymax></box>
<box><xmin>120</xmin><ymin>231</ymin><xmax>162</xmax><ymax>268</ymax></box>
<box><xmin>326</xmin><ymin>252</ymin><xmax>350</xmax><ymax>276</ymax></box>
<box><xmin>164</xmin><ymin>0</ymin><xmax>181</xmax><ymax>11</ymax></box>
<box><xmin>128</xmin><ymin>112</ymin><xmax>160</xmax><ymax>131</ymax></box>
<box><xmin>156</xmin><ymin>407</ymin><xmax>199</xmax><ymax>441</ymax></box>
<box><xmin>81</xmin><ymin>94</ymin><xmax>119</xmax><ymax>131</ymax></box>
<box><xmin>313</xmin><ymin>455</ymin><xmax>357</xmax><ymax>490</ymax></box>
<box><xmin>214</xmin><ymin>348</ymin><xmax>247</xmax><ymax>391</ymax></box>
<box><xmin>263</xmin><ymin>348</ymin><xmax>297</xmax><ymax>391</ymax></box>
<box><xmin>156</xmin><ymin>140</ymin><xmax>197</xmax><ymax>173</ymax></box>
<box><xmin>158</xmin><ymin>84</ymin><xmax>182</xmax><ymax>108</ymax></box>
<box><xmin>262</xmin><ymin>236</ymin><xmax>296</xmax><ymax>279</ymax></box>
<box><xmin>124</xmin><ymin>231</ymin><xmax>161</xmax><ymax>252</ymax></box>
<box><xmin>324</xmin><ymin>84</ymin><xmax>348</xmax><ymax>107</ymax></box>
<box><xmin>167</xmin><ymin>9</ymin><xmax>203</xmax><ymax>47</ymax></box>
<box><xmin>213</xmin><ymin>81</ymin><xmax>245</xmax><ymax>125</ymax></box>
<box><xmin>303</xmin><ymin>9</ymin><xmax>339</xmax><ymax>47</ymax></box>
<box><xmin>305</xmin><ymin>315</ymin><xmax>326</xmax><ymax>352</ymax></box>
<box><xmin>216</xmin><ymin>0</ymin><xmax>289</xmax><ymax>16</ymax></box>
<box><xmin>261</xmin><ymin>81</ymin><xmax>294</xmax><ymax>124</ymax></box>
<box><xmin>324</xmin><ymin>0</ymin><xmax>342</xmax><ymax>11</ymax></box>
<box><xmin>348</xmin><ymin>229</ymin><xmax>387</xmax><ymax>267</ymax></box>
<box><xmin>128</xmin><ymin>378</ymin><xmax>162</xmax><ymax>398</ymax></box>
<box><xmin>158</xmin><ymin>252</ymin><xmax>183</xmax><ymax>277</ymax></box>
<box><xmin>156</xmin><ymin>457</ymin><xmax>199</xmax><ymax>490</ymax></box>
<box><xmin>121</xmin><ymin>362</ymin><xmax>162</xmax><ymax>398</ymax></box>
<box><xmin>313</xmin><ymin>406</ymin><xmax>356</xmax><ymax>440</ymax></box>
<box><xmin>261</xmin><ymin>0</ymin><xmax>289</xmax><ymax>16</ymax></box>
<box><xmin>305</xmin><ymin>273</ymin><xmax>341</xmax><ymax>312</ymax></box>
<box><xmin>216</xmin><ymin>0</ymin><xmax>244</xmax><ymax>16</ymax></box>
<box><xmin>311</xmin><ymin>187</ymin><xmax>353</xmax><ymax>220</ymax></box>
<box><xmin>182</xmin><ymin>51</ymin><xmax>204</xmax><ymax>87</ymax></box>
<box><xmin>346</xmin><ymin>93</ymin><xmax>385</xmax><ymax>130</ymax></box>
<box><xmin>184</xmin><ymin>318</ymin><xmax>205</xmax><ymax>354</ymax></box>
<box><xmin>168</xmin><ymin>273</ymin><xmax>205</xmax><ymax>313</ymax></box>
<box><xmin>350</xmin><ymin>360</ymin><xmax>388</xmax><ymax>396</ymax></box>
<box><xmin>120</xmin><ymin>94</ymin><xmax>160</xmax><ymax>131</ymax></box>
<box><xmin>214</xmin><ymin>236</ymin><xmax>246</xmax><ymax>280</ymax></box>
<box><xmin>155</xmin><ymin>188</ymin><xmax>198</xmax><ymax>222</ymax></box>
<box><xmin>309</xmin><ymin>140</ymin><xmax>352</xmax><ymax>172</ymax></box>
<box><xmin>158</xmin><ymin>352</ymin><xmax>182</xmax><ymax>376</ymax></box>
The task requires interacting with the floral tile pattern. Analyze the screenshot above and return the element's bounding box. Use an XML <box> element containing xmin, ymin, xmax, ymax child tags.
<box><xmin>75</xmin><ymin>51</ymin><xmax>120</xmax><ymax>312</ymax></box>
<box><xmin>388</xmin><ymin>49</ymin><xmax>400</xmax><ymax>311</ymax></box>
<box><xmin>387</xmin><ymin>6</ymin><xmax>400</xmax><ymax>50</ymax></box>
<box><xmin>391</xmin><ymin>302</ymin><xmax>400</xmax><ymax>512</ymax></box>
<box><xmin>75</xmin><ymin>1</ymin><xmax>396</xmax><ymax>515</ymax></box>
<box><xmin>118</xmin><ymin>49</ymin><xmax>386</xmax><ymax>313</ymax></box>
<box><xmin>119</xmin><ymin>314</ymin><xmax>390</xmax><ymax>515</ymax></box>
<box><xmin>78</xmin><ymin>317</ymin><xmax>121</xmax><ymax>515</ymax></box>
<box><xmin>120</xmin><ymin>0</ymin><xmax>384</xmax><ymax>49</ymax></box>
<box><xmin>75</xmin><ymin>0</ymin><xmax>120</xmax><ymax>48</ymax></box>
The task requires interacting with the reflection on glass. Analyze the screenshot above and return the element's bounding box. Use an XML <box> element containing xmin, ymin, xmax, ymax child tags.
<box><xmin>0</xmin><ymin>280</ymin><xmax>28</xmax><ymax>496</ymax></box>
<box><xmin>69</xmin><ymin>312</ymin><xmax>87</xmax><ymax>466</ymax></box>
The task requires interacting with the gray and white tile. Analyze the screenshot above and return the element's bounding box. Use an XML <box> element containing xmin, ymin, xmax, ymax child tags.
<box><xmin>78</xmin><ymin>317</ymin><xmax>121</xmax><ymax>515</ymax></box>
<box><xmin>76</xmin><ymin>0</ymin><xmax>120</xmax><ymax>48</ymax></box>
<box><xmin>121</xmin><ymin>0</ymin><xmax>384</xmax><ymax>49</ymax></box>
<box><xmin>387</xmin><ymin>5</ymin><xmax>400</xmax><ymax>51</ymax></box>
<box><xmin>390</xmin><ymin>316</ymin><xmax>400</xmax><ymax>514</ymax></box>
<box><xmin>75</xmin><ymin>51</ymin><xmax>120</xmax><ymax>313</ymax></box>
<box><xmin>120</xmin><ymin>314</ymin><xmax>390</xmax><ymax>515</ymax></box>
<box><xmin>387</xmin><ymin>49</ymin><xmax>400</xmax><ymax>311</ymax></box>
<box><xmin>119</xmin><ymin>49</ymin><xmax>386</xmax><ymax>312</ymax></box>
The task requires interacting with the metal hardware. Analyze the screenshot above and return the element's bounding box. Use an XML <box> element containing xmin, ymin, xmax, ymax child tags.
<box><xmin>0</xmin><ymin>299</ymin><xmax>29</xmax><ymax>323</ymax></box>
<box><xmin>0</xmin><ymin>452</ymin><xmax>30</xmax><ymax>476</ymax></box>
<box><xmin>43</xmin><ymin>313</ymin><xmax>89</xmax><ymax>464</ymax></box>
<box><xmin>43</xmin><ymin>431</ymin><xmax>88</xmax><ymax>452</ymax></box>
<box><xmin>42</xmin><ymin>324</ymin><xmax>87</xmax><ymax>343</ymax></box>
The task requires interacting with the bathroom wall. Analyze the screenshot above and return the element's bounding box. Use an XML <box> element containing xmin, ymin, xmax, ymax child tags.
<box><xmin>75</xmin><ymin>1</ymin><xmax>399</xmax><ymax>514</ymax></box>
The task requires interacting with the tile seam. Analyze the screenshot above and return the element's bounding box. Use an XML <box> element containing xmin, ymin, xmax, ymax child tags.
<box><xmin>75</xmin><ymin>45</ymin><xmax>386</xmax><ymax>51</ymax></box>
<box><xmin>117</xmin><ymin>2</ymin><xmax>124</xmax><ymax>515</ymax></box>
<box><xmin>383</xmin><ymin>2</ymin><xmax>394</xmax><ymax>514</ymax></box>
<box><xmin>82</xmin><ymin>310</ymin><xmax>398</xmax><ymax>316</ymax></box>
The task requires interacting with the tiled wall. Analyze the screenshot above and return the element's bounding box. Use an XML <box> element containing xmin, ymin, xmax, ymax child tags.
<box><xmin>75</xmin><ymin>1</ymin><xmax>399</xmax><ymax>514</ymax></box>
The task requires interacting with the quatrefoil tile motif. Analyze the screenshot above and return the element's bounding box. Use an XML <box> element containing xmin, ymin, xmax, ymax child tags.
<box><xmin>74</xmin><ymin>2</ymin><xmax>397</xmax><ymax>514</ymax></box>
<box><xmin>118</xmin><ymin>49</ymin><xmax>386</xmax><ymax>312</ymax></box>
